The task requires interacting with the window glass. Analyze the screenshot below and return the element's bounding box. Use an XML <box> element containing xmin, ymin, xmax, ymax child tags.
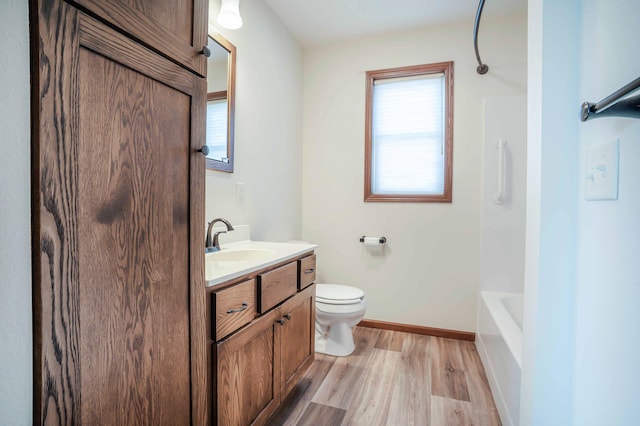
<box><xmin>365</xmin><ymin>62</ymin><xmax>453</xmax><ymax>202</ymax></box>
<box><xmin>206</xmin><ymin>99</ymin><xmax>228</xmax><ymax>161</ymax></box>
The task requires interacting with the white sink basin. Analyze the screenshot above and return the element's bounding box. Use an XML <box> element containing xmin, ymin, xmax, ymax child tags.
<box><xmin>205</xmin><ymin>240</ymin><xmax>317</xmax><ymax>287</ymax></box>
<box><xmin>206</xmin><ymin>248</ymin><xmax>275</xmax><ymax>263</ymax></box>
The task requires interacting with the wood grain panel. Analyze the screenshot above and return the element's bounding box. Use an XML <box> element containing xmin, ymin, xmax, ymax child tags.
<box><xmin>32</xmin><ymin>2</ymin><xmax>207</xmax><ymax>423</ymax></box>
<box><xmin>298</xmin><ymin>254</ymin><xmax>316</xmax><ymax>290</ymax></box>
<box><xmin>189</xmin><ymin>50</ymin><xmax>209</xmax><ymax>426</ymax></box>
<box><xmin>75</xmin><ymin>0</ymin><xmax>208</xmax><ymax>75</ymax></box>
<box><xmin>31</xmin><ymin>2</ymin><xmax>81</xmax><ymax>423</ymax></box>
<box><xmin>216</xmin><ymin>310</ymin><xmax>281</xmax><ymax>426</ymax></box>
<box><xmin>280</xmin><ymin>285</ymin><xmax>315</xmax><ymax>397</ymax></box>
<box><xmin>258</xmin><ymin>262</ymin><xmax>297</xmax><ymax>313</ymax></box>
<box><xmin>214</xmin><ymin>278</ymin><xmax>257</xmax><ymax>341</ymax></box>
<box><xmin>77</xmin><ymin>43</ymin><xmax>191</xmax><ymax>426</ymax></box>
<box><xmin>78</xmin><ymin>14</ymin><xmax>195</xmax><ymax>95</ymax></box>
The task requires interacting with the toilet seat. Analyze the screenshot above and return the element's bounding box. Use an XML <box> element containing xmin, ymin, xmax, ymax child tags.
<box><xmin>316</xmin><ymin>284</ymin><xmax>364</xmax><ymax>305</ymax></box>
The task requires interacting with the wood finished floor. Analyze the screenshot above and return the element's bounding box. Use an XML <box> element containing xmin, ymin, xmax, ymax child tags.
<box><xmin>268</xmin><ymin>326</ymin><xmax>501</xmax><ymax>426</ymax></box>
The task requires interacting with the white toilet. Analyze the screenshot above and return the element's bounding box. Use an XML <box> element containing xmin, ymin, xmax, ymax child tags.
<box><xmin>315</xmin><ymin>283</ymin><xmax>367</xmax><ymax>357</ymax></box>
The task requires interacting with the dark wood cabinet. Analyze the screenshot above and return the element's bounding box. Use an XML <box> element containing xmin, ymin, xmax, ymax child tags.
<box><xmin>279</xmin><ymin>287</ymin><xmax>316</xmax><ymax>398</ymax></box>
<box><xmin>210</xmin><ymin>256</ymin><xmax>316</xmax><ymax>426</ymax></box>
<box><xmin>31</xmin><ymin>0</ymin><xmax>207</xmax><ymax>423</ymax></box>
<box><xmin>75</xmin><ymin>0</ymin><xmax>209</xmax><ymax>75</ymax></box>
<box><xmin>215</xmin><ymin>309</ymin><xmax>282</xmax><ymax>426</ymax></box>
<box><xmin>258</xmin><ymin>262</ymin><xmax>298</xmax><ymax>313</ymax></box>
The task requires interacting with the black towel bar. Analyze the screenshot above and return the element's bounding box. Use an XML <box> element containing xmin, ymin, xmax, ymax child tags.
<box><xmin>581</xmin><ymin>76</ymin><xmax>640</xmax><ymax>121</ymax></box>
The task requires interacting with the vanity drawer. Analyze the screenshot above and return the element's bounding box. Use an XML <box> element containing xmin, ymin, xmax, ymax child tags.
<box><xmin>258</xmin><ymin>262</ymin><xmax>297</xmax><ymax>314</ymax></box>
<box><xmin>213</xmin><ymin>279</ymin><xmax>257</xmax><ymax>341</ymax></box>
<box><xmin>298</xmin><ymin>255</ymin><xmax>316</xmax><ymax>290</ymax></box>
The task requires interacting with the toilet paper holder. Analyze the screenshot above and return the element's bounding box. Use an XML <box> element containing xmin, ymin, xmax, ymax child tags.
<box><xmin>359</xmin><ymin>236</ymin><xmax>387</xmax><ymax>244</ymax></box>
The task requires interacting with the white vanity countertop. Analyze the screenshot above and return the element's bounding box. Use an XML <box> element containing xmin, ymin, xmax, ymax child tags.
<box><xmin>205</xmin><ymin>240</ymin><xmax>317</xmax><ymax>288</ymax></box>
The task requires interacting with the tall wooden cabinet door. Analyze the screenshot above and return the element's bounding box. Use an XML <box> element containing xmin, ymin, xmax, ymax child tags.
<box><xmin>215</xmin><ymin>309</ymin><xmax>282</xmax><ymax>426</ymax></box>
<box><xmin>279</xmin><ymin>284</ymin><xmax>316</xmax><ymax>397</ymax></box>
<box><xmin>74</xmin><ymin>0</ymin><xmax>209</xmax><ymax>75</ymax></box>
<box><xmin>31</xmin><ymin>1</ymin><xmax>207</xmax><ymax>424</ymax></box>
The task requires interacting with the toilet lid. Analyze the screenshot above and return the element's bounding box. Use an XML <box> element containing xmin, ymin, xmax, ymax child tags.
<box><xmin>316</xmin><ymin>284</ymin><xmax>364</xmax><ymax>305</ymax></box>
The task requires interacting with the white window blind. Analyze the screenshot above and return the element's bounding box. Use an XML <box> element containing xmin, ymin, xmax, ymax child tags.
<box><xmin>206</xmin><ymin>99</ymin><xmax>228</xmax><ymax>161</ymax></box>
<box><xmin>371</xmin><ymin>73</ymin><xmax>445</xmax><ymax>195</ymax></box>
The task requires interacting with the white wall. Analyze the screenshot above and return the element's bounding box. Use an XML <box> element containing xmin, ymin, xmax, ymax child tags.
<box><xmin>0</xmin><ymin>1</ymin><xmax>32</xmax><ymax>424</ymax></box>
<box><xmin>302</xmin><ymin>16</ymin><xmax>527</xmax><ymax>332</ymax></box>
<box><xmin>573</xmin><ymin>1</ymin><xmax>640</xmax><ymax>424</ymax></box>
<box><xmin>206</xmin><ymin>0</ymin><xmax>303</xmax><ymax>241</ymax></box>
<box><xmin>521</xmin><ymin>1</ymin><xmax>580</xmax><ymax>424</ymax></box>
<box><xmin>479</xmin><ymin>96</ymin><xmax>527</xmax><ymax>294</ymax></box>
<box><xmin>523</xmin><ymin>1</ymin><xmax>640</xmax><ymax>425</ymax></box>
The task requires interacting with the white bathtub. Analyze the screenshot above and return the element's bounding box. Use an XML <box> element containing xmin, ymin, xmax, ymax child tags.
<box><xmin>476</xmin><ymin>291</ymin><xmax>523</xmax><ymax>426</ymax></box>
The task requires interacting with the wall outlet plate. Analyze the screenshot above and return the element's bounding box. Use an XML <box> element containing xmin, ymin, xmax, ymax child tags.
<box><xmin>585</xmin><ymin>139</ymin><xmax>619</xmax><ymax>201</ymax></box>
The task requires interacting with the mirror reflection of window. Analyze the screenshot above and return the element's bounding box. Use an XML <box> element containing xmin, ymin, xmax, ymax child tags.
<box><xmin>205</xmin><ymin>33</ymin><xmax>235</xmax><ymax>172</ymax></box>
<box><xmin>206</xmin><ymin>93</ymin><xmax>228</xmax><ymax>162</ymax></box>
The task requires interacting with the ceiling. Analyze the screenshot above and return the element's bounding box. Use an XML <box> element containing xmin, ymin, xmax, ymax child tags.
<box><xmin>263</xmin><ymin>0</ymin><xmax>527</xmax><ymax>48</ymax></box>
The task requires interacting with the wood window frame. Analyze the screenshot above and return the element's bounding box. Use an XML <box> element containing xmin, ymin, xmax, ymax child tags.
<box><xmin>207</xmin><ymin>90</ymin><xmax>228</xmax><ymax>101</ymax></box>
<box><xmin>364</xmin><ymin>61</ymin><xmax>454</xmax><ymax>203</ymax></box>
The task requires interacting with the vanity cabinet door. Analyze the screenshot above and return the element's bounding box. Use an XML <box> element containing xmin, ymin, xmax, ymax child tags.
<box><xmin>75</xmin><ymin>0</ymin><xmax>208</xmax><ymax>75</ymax></box>
<box><xmin>31</xmin><ymin>1</ymin><xmax>207</xmax><ymax>424</ymax></box>
<box><xmin>216</xmin><ymin>309</ymin><xmax>282</xmax><ymax>426</ymax></box>
<box><xmin>279</xmin><ymin>284</ymin><xmax>316</xmax><ymax>397</ymax></box>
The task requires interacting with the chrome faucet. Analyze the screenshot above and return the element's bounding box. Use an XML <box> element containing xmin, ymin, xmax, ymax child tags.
<box><xmin>205</xmin><ymin>218</ymin><xmax>234</xmax><ymax>253</ymax></box>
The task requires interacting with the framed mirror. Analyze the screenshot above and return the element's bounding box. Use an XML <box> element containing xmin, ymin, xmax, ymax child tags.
<box><xmin>206</xmin><ymin>32</ymin><xmax>236</xmax><ymax>172</ymax></box>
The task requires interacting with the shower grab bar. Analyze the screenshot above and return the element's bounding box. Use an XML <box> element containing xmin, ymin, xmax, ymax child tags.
<box><xmin>581</xmin><ymin>76</ymin><xmax>640</xmax><ymax>121</ymax></box>
<box><xmin>473</xmin><ymin>0</ymin><xmax>489</xmax><ymax>75</ymax></box>
<box><xmin>493</xmin><ymin>139</ymin><xmax>506</xmax><ymax>205</ymax></box>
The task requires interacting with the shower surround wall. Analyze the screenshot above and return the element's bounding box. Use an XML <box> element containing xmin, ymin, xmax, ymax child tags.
<box><xmin>476</xmin><ymin>96</ymin><xmax>527</xmax><ymax>426</ymax></box>
<box><xmin>302</xmin><ymin>16</ymin><xmax>527</xmax><ymax>333</ymax></box>
<box><xmin>479</xmin><ymin>97</ymin><xmax>527</xmax><ymax>295</ymax></box>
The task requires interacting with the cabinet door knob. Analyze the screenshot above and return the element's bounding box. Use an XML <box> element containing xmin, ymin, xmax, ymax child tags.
<box><xmin>304</xmin><ymin>268</ymin><xmax>315</xmax><ymax>274</ymax></box>
<box><xmin>276</xmin><ymin>318</ymin><xmax>285</xmax><ymax>326</ymax></box>
<box><xmin>284</xmin><ymin>313</ymin><xmax>291</xmax><ymax>320</ymax></box>
<box><xmin>199</xmin><ymin>45</ymin><xmax>211</xmax><ymax>57</ymax></box>
<box><xmin>198</xmin><ymin>145</ymin><xmax>209</xmax><ymax>156</ymax></box>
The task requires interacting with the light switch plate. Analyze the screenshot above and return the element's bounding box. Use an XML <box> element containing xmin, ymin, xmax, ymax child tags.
<box><xmin>585</xmin><ymin>139</ymin><xmax>619</xmax><ymax>201</ymax></box>
<box><xmin>236</xmin><ymin>182</ymin><xmax>245</xmax><ymax>203</ymax></box>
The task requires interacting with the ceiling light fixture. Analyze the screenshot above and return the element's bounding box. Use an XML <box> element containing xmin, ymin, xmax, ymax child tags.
<box><xmin>217</xmin><ymin>0</ymin><xmax>243</xmax><ymax>30</ymax></box>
